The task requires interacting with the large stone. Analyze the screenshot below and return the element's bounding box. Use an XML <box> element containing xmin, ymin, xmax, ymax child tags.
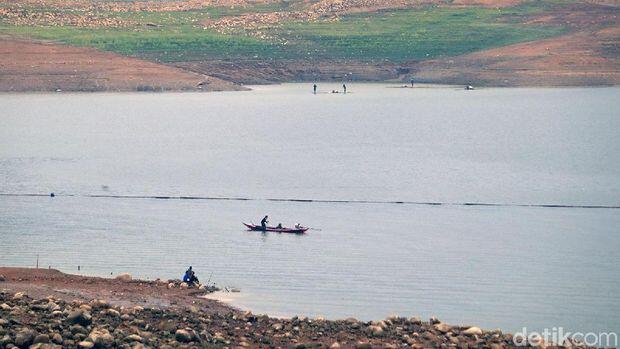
<box><xmin>0</xmin><ymin>335</ymin><xmax>11</xmax><ymax>346</ymax></box>
<box><xmin>124</xmin><ymin>334</ymin><xmax>142</xmax><ymax>343</ymax></box>
<box><xmin>0</xmin><ymin>274</ymin><xmax>5</xmax><ymax>281</ymax></box>
<box><xmin>174</xmin><ymin>329</ymin><xmax>192</xmax><ymax>343</ymax></box>
<box><xmin>67</xmin><ymin>310</ymin><xmax>92</xmax><ymax>326</ymax></box>
<box><xmin>101</xmin><ymin>309</ymin><xmax>120</xmax><ymax>318</ymax></box>
<box><xmin>88</xmin><ymin>329</ymin><xmax>114</xmax><ymax>348</ymax></box>
<box><xmin>115</xmin><ymin>273</ymin><xmax>132</xmax><ymax>282</ymax></box>
<box><xmin>51</xmin><ymin>333</ymin><xmax>63</xmax><ymax>344</ymax></box>
<box><xmin>330</xmin><ymin>342</ymin><xmax>341</xmax><ymax>349</ymax></box>
<box><xmin>213</xmin><ymin>333</ymin><xmax>226</xmax><ymax>343</ymax></box>
<box><xmin>13</xmin><ymin>292</ymin><xmax>25</xmax><ymax>300</ymax></box>
<box><xmin>434</xmin><ymin>322</ymin><xmax>452</xmax><ymax>333</ymax></box>
<box><xmin>89</xmin><ymin>299</ymin><xmax>109</xmax><ymax>309</ymax></box>
<box><xmin>408</xmin><ymin>317</ymin><xmax>421</xmax><ymax>324</ymax></box>
<box><xmin>70</xmin><ymin>325</ymin><xmax>89</xmax><ymax>335</ymax></box>
<box><xmin>78</xmin><ymin>341</ymin><xmax>95</xmax><ymax>348</ymax></box>
<box><xmin>463</xmin><ymin>326</ymin><xmax>483</xmax><ymax>336</ymax></box>
<box><xmin>46</xmin><ymin>302</ymin><xmax>60</xmax><ymax>312</ymax></box>
<box><xmin>33</xmin><ymin>334</ymin><xmax>50</xmax><ymax>344</ymax></box>
<box><xmin>356</xmin><ymin>342</ymin><xmax>372</xmax><ymax>349</ymax></box>
<box><xmin>15</xmin><ymin>329</ymin><xmax>36</xmax><ymax>348</ymax></box>
<box><xmin>29</xmin><ymin>344</ymin><xmax>61</xmax><ymax>349</ymax></box>
<box><xmin>368</xmin><ymin>325</ymin><xmax>383</xmax><ymax>337</ymax></box>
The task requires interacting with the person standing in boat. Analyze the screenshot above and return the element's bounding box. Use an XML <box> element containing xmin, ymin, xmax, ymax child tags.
<box><xmin>261</xmin><ymin>215</ymin><xmax>269</xmax><ymax>230</ymax></box>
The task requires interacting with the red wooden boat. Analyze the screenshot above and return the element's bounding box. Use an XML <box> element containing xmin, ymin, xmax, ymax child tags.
<box><xmin>243</xmin><ymin>223</ymin><xmax>309</xmax><ymax>234</ymax></box>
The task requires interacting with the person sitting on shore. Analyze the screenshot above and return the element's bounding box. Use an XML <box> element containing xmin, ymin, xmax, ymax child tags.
<box><xmin>183</xmin><ymin>266</ymin><xmax>200</xmax><ymax>287</ymax></box>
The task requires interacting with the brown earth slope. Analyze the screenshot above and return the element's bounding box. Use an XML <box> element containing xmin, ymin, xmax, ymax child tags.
<box><xmin>411</xmin><ymin>27</ymin><xmax>620</xmax><ymax>86</ymax></box>
<box><xmin>410</xmin><ymin>2</ymin><xmax>620</xmax><ymax>86</ymax></box>
<box><xmin>0</xmin><ymin>38</ymin><xmax>245</xmax><ymax>92</ymax></box>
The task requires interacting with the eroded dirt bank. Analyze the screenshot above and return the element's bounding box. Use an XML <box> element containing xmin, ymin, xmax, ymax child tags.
<box><xmin>410</xmin><ymin>3</ymin><xmax>620</xmax><ymax>87</ymax></box>
<box><xmin>0</xmin><ymin>39</ymin><xmax>245</xmax><ymax>92</ymax></box>
<box><xmin>0</xmin><ymin>267</ymin><xmax>583</xmax><ymax>348</ymax></box>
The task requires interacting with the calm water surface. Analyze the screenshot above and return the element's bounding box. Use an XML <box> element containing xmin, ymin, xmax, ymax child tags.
<box><xmin>1</xmin><ymin>84</ymin><xmax>619</xmax><ymax>334</ymax></box>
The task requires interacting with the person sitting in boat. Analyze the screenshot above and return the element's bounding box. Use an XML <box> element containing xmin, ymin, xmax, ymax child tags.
<box><xmin>276</xmin><ymin>223</ymin><xmax>283</xmax><ymax>229</ymax></box>
<box><xmin>294</xmin><ymin>223</ymin><xmax>302</xmax><ymax>229</ymax></box>
<box><xmin>261</xmin><ymin>215</ymin><xmax>269</xmax><ymax>230</ymax></box>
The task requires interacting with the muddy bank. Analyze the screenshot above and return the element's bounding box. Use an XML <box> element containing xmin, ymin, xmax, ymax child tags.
<box><xmin>0</xmin><ymin>39</ymin><xmax>246</xmax><ymax>93</ymax></box>
<box><xmin>0</xmin><ymin>267</ymin><xmax>585</xmax><ymax>348</ymax></box>
<box><xmin>173</xmin><ymin>60</ymin><xmax>407</xmax><ymax>85</ymax></box>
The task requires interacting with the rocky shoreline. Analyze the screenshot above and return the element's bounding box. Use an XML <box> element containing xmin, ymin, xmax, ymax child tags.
<box><xmin>0</xmin><ymin>268</ymin><xmax>585</xmax><ymax>349</ymax></box>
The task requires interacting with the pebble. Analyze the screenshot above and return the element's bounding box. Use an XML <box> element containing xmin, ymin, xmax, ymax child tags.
<box><xmin>0</xmin><ymin>286</ymin><xmax>528</xmax><ymax>349</ymax></box>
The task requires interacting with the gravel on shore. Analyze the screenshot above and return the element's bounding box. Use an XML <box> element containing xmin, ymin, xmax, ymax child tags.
<box><xmin>0</xmin><ymin>268</ymin><xmax>585</xmax><ymax>349</ymax></box>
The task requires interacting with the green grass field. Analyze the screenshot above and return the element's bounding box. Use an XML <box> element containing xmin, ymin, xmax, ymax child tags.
<box><xmin>0</xmin><ymin>0</ymin><xmax>569</xmax><ymax>63</ymax></box>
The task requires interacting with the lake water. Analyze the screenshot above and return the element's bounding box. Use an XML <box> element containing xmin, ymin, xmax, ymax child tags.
<box><xmin>1</xmin><ymin>84</ymin><xmax>619</xmax><ymax>335</ymax></box>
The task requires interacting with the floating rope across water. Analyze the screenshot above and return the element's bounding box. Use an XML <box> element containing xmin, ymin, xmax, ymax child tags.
<box><xmin>1</xmin><ymin>193</ymin><xmax>618</xmax><ymax>209</ymax></box>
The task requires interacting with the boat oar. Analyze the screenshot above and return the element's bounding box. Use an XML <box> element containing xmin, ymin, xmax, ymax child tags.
<box><xmin>310</xmin><ymin>228</ymin><xmax>322</xmax><ymax>231</ymax></box>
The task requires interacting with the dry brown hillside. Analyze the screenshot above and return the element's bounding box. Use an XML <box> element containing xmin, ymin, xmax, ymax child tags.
<box><xmin>0</xmin><ymin>38</ymin><xmax>245</xmax><ymax>92</ymax></box>
<box><xmin>411</xmin><ymin>2</ymin><xmax>620</xmax><ymax>86</ymax></box>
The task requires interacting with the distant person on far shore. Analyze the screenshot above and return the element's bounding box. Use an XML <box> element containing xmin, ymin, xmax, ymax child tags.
<box><xmin>261</xmin><ymin>215</ymin><xmax>269</xmax><ymax>230</ymax></box>
<box><xmin>410</xmin><ymin>78</ymin><xmax>414</xmax><ymax>87</ymax></box>
<box><xmin>313</xmin><ymin>84</ymin><xmax>317</xmax><ymax>94</ymax></box>
<box><xmin>343</xmin><ymin>84</ymin><xmax>347</xmax><ymax>94</ymax></box>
